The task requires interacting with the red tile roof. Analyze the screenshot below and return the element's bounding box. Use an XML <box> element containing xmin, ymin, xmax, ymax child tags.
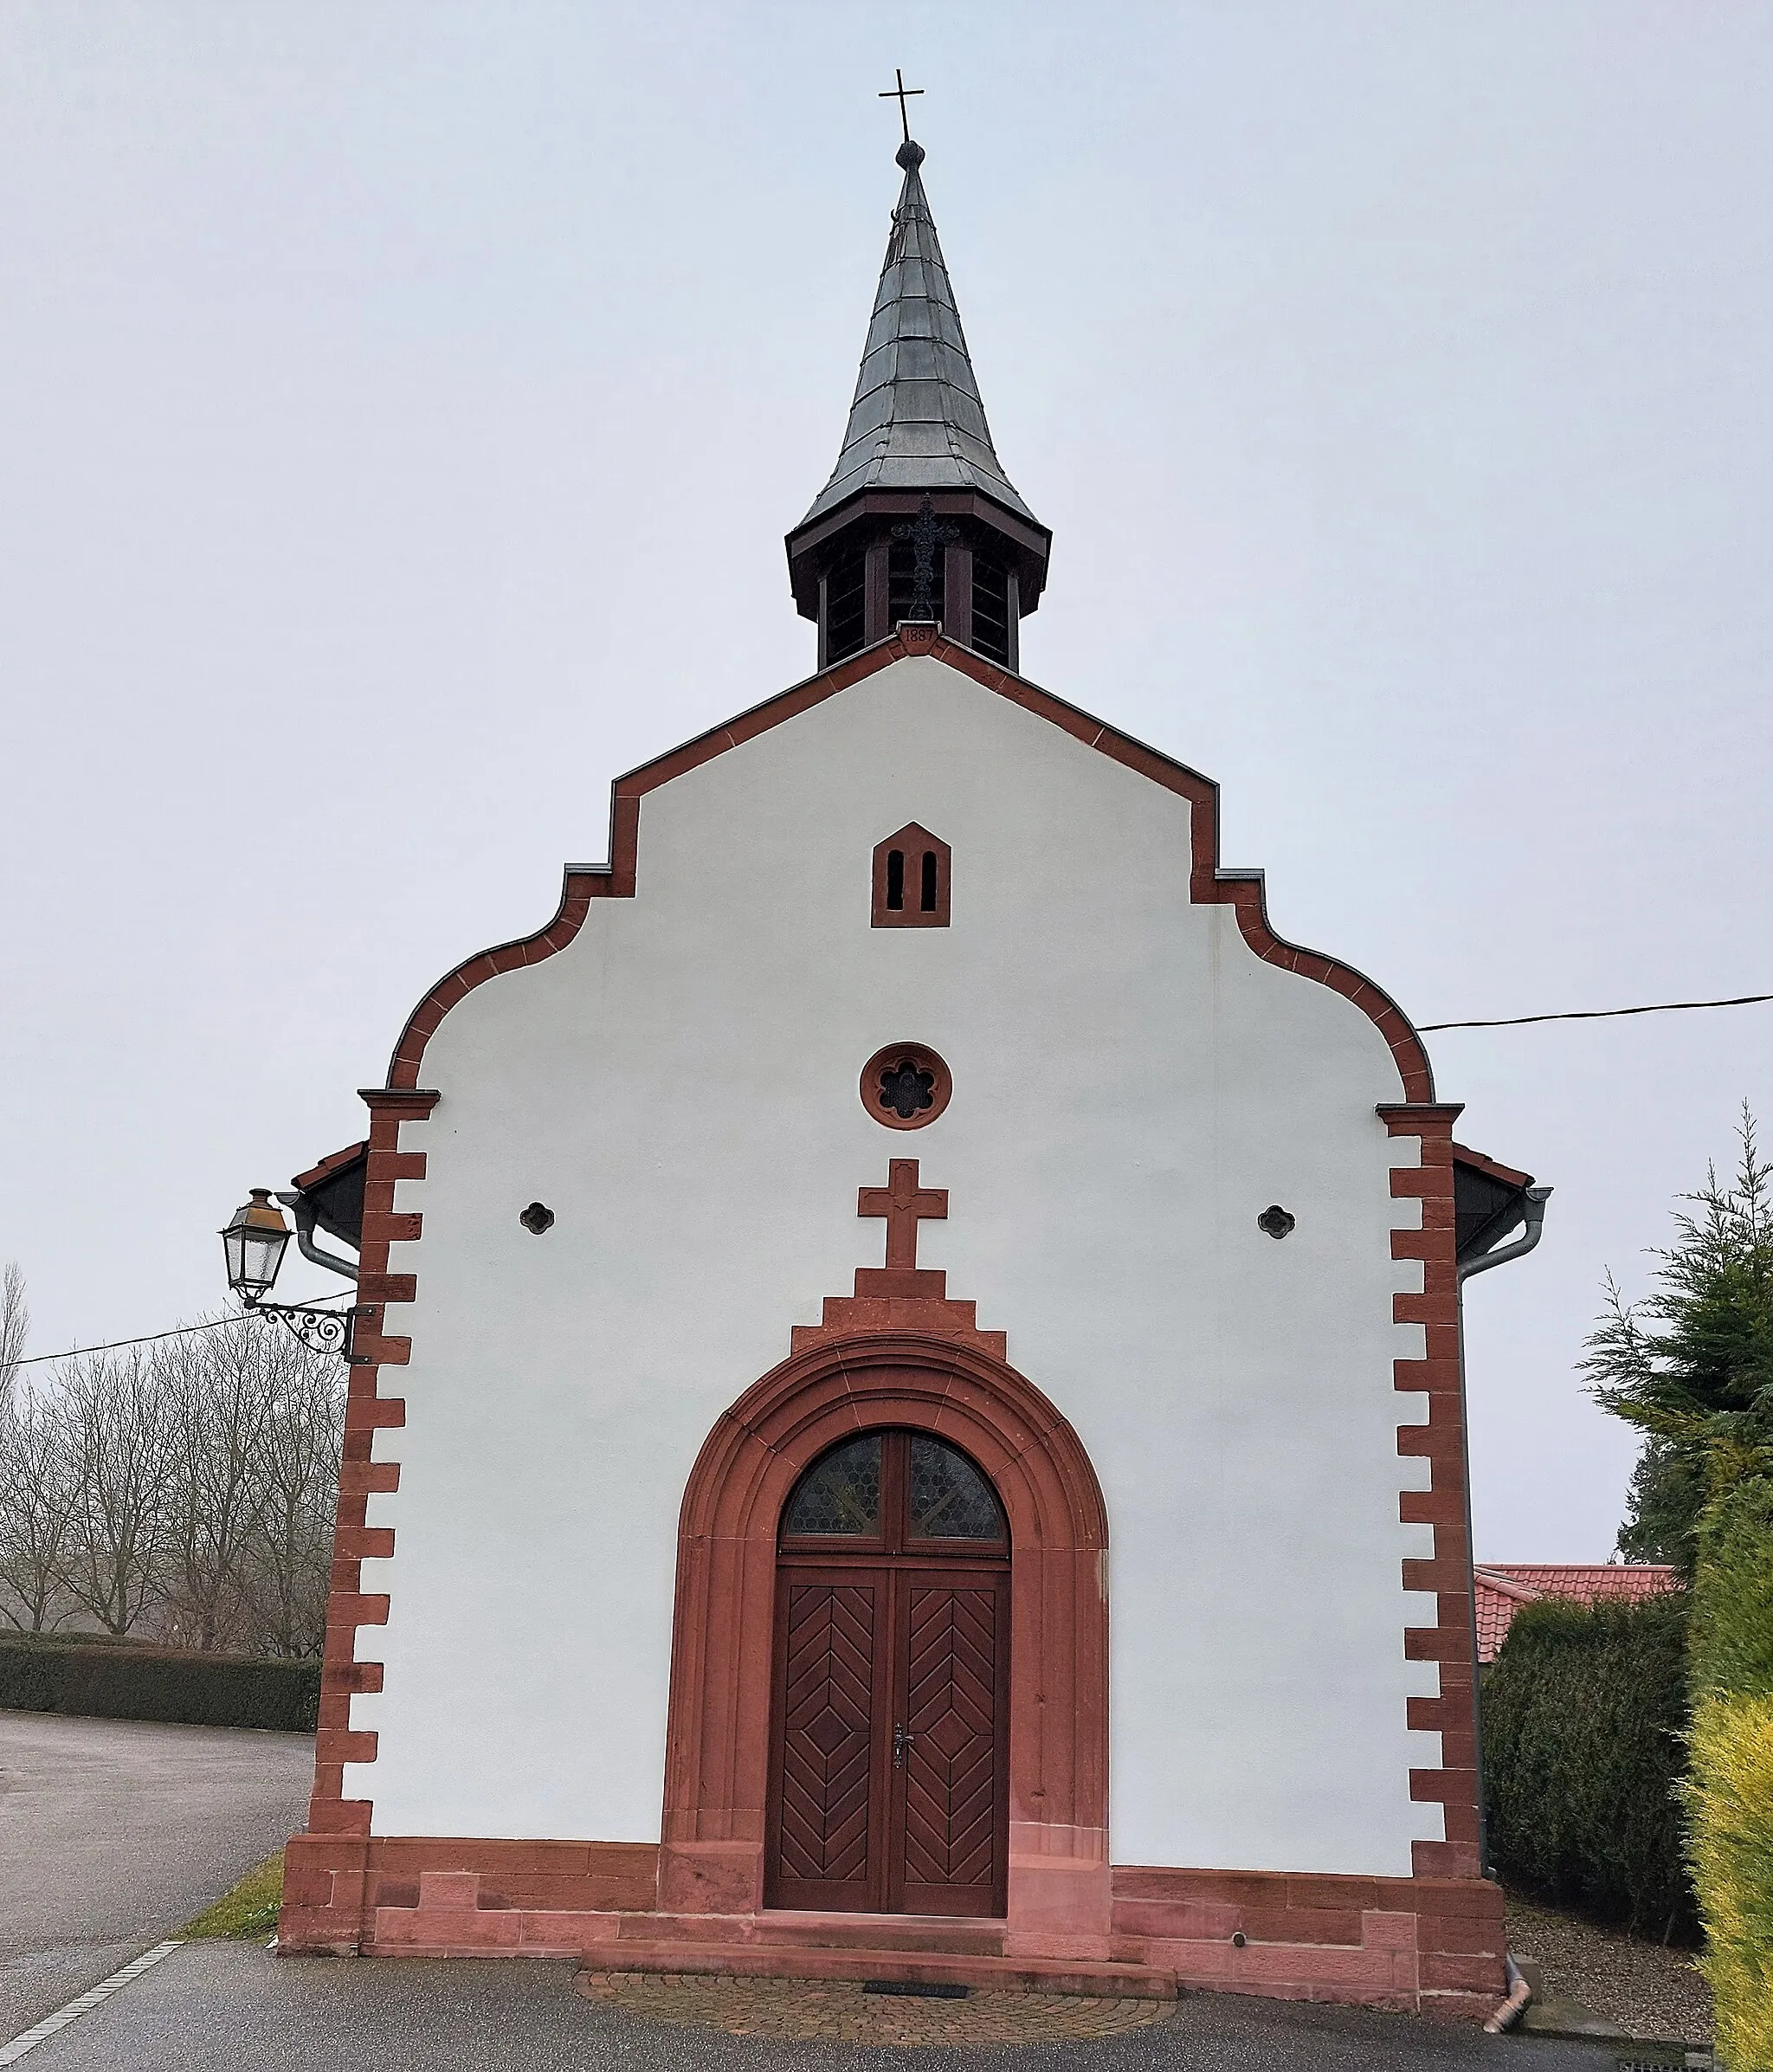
<box><xmin>1451</xmin><ymin>1143</ymin><xmax>1533</xmax><ymax>1191</ymax></box>
<box><xmin>291</xmin><ymin>1140</ymin><xmax>367</xmax><ymax>1192</ymax></box>
<box><xmin>1473</xmin><ymin>1563</ymin><xmax>1682</xmax><ymax>1663</ymax></box>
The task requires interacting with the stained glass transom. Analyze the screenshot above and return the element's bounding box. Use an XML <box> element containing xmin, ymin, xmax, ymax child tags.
<box><xmin>782</xmin><ymin>1435</ymin><xmax>881</xmax><ymax>1536</ymax></box>
<box><xmin>909</xmin><ymin>1436</ymin><xmax>1005</xmax><ymax>1541</ymax></box>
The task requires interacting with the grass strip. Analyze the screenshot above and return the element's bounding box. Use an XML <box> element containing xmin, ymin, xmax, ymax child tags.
<box><xmin>183</xmin><ymin>1851</ymin><xmax>284</xmax><ymax>1940</ymax></box>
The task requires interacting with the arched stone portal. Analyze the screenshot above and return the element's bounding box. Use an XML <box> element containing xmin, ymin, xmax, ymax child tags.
<box><xmin>660</xmin><ymin>1333</ymin><xmax>1112</xmax><ymax>1955</ymax></box>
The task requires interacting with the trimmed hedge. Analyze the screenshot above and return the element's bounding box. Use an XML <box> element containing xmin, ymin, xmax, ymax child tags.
<box><xmin>3</xmin><ymin>1629</ymin><xmax>140</xmax><ymax>1647</ymax></box>
<box><xmin>1482</xmin><ymin>1592</ymin><xmax>1696</xmax><ymax>1941</ymax></box>
<box><xmin>0</xmin><ymin>1636</ymin><xmax>319</xmax><ymax>1732</ymax></box>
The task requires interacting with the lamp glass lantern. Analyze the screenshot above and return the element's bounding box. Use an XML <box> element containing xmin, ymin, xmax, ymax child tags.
<box><xmin>222</xmin><ymin>1188</ymin><xmax>292</xmax><ymax>1301</ymax></box>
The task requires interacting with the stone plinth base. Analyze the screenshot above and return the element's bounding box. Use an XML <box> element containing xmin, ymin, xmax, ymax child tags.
<box><xmin>277</xmin><ymin>1835</ymin><xmax>1504</xmax><ymax>2018</ymax></box>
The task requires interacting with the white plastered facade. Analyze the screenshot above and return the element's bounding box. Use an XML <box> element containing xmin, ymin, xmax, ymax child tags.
<box><xmin>346</xmin><ymin>653</ymin><xmax>1445</xmax><ymax>1876</ymax></box>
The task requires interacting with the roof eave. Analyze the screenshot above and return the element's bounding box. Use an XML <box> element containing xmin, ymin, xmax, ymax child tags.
<box><xmin>785</xmin><ymin>486</ymin><xmax>1053</xmax><ymax>619</ymax></box>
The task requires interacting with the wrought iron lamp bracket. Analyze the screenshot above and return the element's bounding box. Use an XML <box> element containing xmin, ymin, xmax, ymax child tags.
<box><xmin>243</xmin><ymin>1296</ymin><xmax>371</xmax><ymax>1364</ymax></box>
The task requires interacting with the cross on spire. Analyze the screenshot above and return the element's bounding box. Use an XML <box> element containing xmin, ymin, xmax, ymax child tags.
<box><xmin>878</xmin><ymin>68</ymin><xmax>924</xmax><ymax>144</ymax></box>
<box><xmin>859</xmin><ymin>1159</ymin><xmax>946</xmax><ymax>1272</ymax></box>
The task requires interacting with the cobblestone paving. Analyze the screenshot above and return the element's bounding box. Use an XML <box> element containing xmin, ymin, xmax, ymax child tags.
<box><xmin>577</xmin><ymin>1971</ymin><xmax>1177</xmax><ymax>2044</ymax></box>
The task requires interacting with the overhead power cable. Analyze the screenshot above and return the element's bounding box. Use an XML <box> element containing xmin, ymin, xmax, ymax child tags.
<box><xmin>12</xmin><ymin>1293</ymin><xmax>356</xmax><ymax>1369</ymax></box>
<box><xmin>8</xmin><ymin>991</ymin><xmax>1768</xmax><ymax>1366</ymax></box>
<box><xmin>1421</xmin><ymin>991</ymin><xmax>1773</xmax><ymax>1032</ymax></box>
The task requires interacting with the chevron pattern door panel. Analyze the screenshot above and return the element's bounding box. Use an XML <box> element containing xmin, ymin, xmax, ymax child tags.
<box><xmin>768</xmin><ymin>1428</ymin><xmax>1010</xmax><ymax>1918</ymax></box>
<box><xmin>892</xmin><ymin>1577</ymin><xmax>1008</xmax><ymax>1915</ymax></box>
<box><xmin>768</xmin><ymin>1578</ymin><xmax>886</xmax><ymax>1909</ymax></box>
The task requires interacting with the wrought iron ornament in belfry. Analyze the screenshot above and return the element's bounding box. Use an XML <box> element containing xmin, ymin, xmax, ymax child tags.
<box><xmin>245</xmin><ymin>1296</ymin><xmax>371</xmax><ymax>1363</ymax></box>
<box><xmin>892</xmin><ymin>494</ymin><xmax>959</xmax><ymax>623</ymax></box>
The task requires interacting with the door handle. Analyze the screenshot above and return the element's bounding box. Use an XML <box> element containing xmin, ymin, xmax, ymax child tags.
<box><xmin>893</xmin><ymin>1722</ymin><xmax>914</xmax><ymax>1770</ymax></box>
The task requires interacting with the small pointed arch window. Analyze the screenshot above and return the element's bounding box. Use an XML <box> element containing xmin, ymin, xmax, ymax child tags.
<box><xmin>871</xmin><ymin>823</ymin><xmax>951</xmax><ymax>928</ymax></box>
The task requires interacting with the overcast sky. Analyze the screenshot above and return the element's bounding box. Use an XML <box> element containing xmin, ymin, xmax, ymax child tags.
<box><xmin>3</xmin><ymin>3</ymin><xmax>1769</xmax><ymax>1561</ymax></box>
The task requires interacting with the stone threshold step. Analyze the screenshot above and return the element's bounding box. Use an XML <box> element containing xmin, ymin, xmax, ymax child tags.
<box><xmin>734</xmin><ymin>1911</ymin><xmax>1004</xmax><ymax>1955</ymax></box>
<box><xmin>577</xmin><ymin>1942</ymin><xmax>1177</xmax><ymax>2001</ymax></box>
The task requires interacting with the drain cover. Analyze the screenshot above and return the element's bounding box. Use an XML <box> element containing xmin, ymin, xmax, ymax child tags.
<box><xmin>862</xmin><ymin>1980</ymin><xmax>970</xmax><ymax>1998</ymax></box>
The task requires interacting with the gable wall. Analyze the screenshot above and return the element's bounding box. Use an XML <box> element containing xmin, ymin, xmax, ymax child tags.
<box><xmin>345</xmin><ymin>654</ymin><xmax>1445</xmax><ymax>1877</ymax></box>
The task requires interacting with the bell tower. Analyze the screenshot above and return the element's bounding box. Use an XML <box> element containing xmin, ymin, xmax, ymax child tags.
<box><xmin>785</xmin><ymin>130</ymin><xmax>1051</xmax><ymax>672</ymax></box>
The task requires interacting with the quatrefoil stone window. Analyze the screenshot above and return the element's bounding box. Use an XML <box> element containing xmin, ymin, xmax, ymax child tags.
<box><xmin>860</xmin><ymin>1042</ymin><xmax>952</xmax><ymax>1132</ymax></box>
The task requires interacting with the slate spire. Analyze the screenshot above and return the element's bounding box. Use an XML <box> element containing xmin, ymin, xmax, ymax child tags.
<box><xmin>785</xmin><ymin>138</ymin><xmax>1050</xmax><ymax>672</ymax></box>
<box><xmin>800</xmin><ymin>139</ymin><xmax>1037</xmax><ymax>530</ymax></box>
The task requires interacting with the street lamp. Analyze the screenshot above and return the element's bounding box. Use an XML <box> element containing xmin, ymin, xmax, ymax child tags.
<box><xmin>221</xmin><ymin>1189</ymin><xmax>292</xmax><ymax>1300</ymax></box>
<box><xmin>221</xmin><ymin>1188</ymin><xmax>366</xmax><ymax>1360</ymax></box>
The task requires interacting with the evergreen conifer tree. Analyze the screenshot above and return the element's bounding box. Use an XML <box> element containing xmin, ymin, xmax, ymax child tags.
<box><xmin>1583</xmin><ymin>1106</ymin><xmax>1773</xmax><ymax>2069</ymax></box>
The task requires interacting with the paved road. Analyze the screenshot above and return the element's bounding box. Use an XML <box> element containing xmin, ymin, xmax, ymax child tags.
<box><xmin>0</xmin><ymin>1711</ymin><xmax>313</xmax><ymax>2044</ymax></box>
<box><xmin>17</xmin><ymin>1943</ymin><xmax>1630</xmax><ymax>2072</ymax></box>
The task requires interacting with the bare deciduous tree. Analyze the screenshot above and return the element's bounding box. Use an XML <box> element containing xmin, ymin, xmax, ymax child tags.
<box><xmin>0</xmin><ymin>1262</ymin><xmax>28</xmax><ymax>1425</ymax></box>
<box><xmin>0</xmin><ymin>1305</ymin><xmax>345</xmax><ymax>1654</ymax></box>
<box><xmin>0</xmin><ymin>1384</ymin><xmax>78</xmax><ymax>1631</ymax></box>
<box><xmin>241</xmin><ymin>1331</ymin><xmax>345</xmax><ymax>1657</ymax></box>
<box><xmin>160</xmin><ymin>1321</ymin><xmax>274</xmax><ymax>1650</ymax></box>
<box><xmin>56</xmin><ymin>1347</ymin><xmax>174</xmax><ymax>1635</ymax></box>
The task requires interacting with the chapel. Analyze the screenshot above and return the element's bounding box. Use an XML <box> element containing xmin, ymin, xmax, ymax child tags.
<box><xmin>274</xmin><ymin>125</ymin><xmax>1545</xmax><ymax>2016</ymax></box>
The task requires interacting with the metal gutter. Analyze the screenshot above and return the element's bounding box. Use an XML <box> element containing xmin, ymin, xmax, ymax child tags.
<box><xmin>1459</xmin><ymin>1186</ymin><xmax>1552</xmax><ymax>1281</ymax></box>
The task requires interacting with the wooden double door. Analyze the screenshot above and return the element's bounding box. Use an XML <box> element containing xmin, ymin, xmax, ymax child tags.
<box><xmin>764</xmin><ymin>1429</ymin><xmax>1010</xmax><ymax>1918</ymax></box>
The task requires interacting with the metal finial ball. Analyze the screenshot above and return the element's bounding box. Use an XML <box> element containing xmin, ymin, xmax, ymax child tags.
<box><xmin>895</xmin><ymin>138</ymin><xmax>925</xmax><ymax>171</ymax></box>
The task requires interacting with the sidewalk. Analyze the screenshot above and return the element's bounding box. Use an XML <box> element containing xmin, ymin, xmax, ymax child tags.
<box><xmin>10</xmin><ymin>1940</ymin><xmax>1634</xmax><ymax>2072</ymax></box>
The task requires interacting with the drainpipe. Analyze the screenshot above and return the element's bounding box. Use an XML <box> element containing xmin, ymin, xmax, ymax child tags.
<box><xmin>1485</xmin><ymin>1953</ymin><xmax>1532</xmax><ymax>2031</ymax></box>
<box><xmin>275</xmin><ymin>1191</ymin><xmax>359</xmax><ymax>1284</ymax></box>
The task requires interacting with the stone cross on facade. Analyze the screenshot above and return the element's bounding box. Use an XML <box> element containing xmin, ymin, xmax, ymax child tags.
<box><xmin>859</xmin><ymin>1159</ymin><xmax>947</xmax><ymax>1271</ymax></box>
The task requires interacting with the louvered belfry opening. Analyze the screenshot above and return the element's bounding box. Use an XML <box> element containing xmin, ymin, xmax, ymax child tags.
<box><xmin>766</xmin><ymin>1426</ymin><xmax>1010</xmax><ymax>1918</ymax></box>
<box><xmin>823</xmin><ymin>550</ymin><xmax>867</xmax><ymax>663</ymax></box>
<box><xmin>788</xmin><ymin>136</ymin><xmax>1049</xmax><ymax>673</ymax></box>
<box><xmin>969</xmin><ymin>556</ymin><xmax>1012</xmax><ymax>667</ymax></box>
